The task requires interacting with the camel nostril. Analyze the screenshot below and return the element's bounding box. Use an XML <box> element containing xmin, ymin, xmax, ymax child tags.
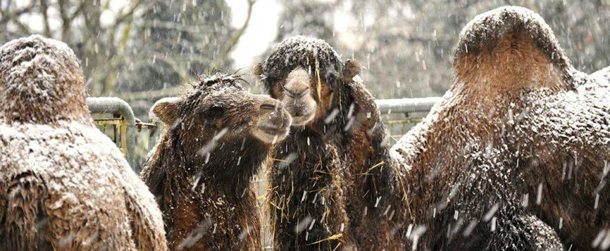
<box><xmin>260</xmin><ymin>103</ymin><xmax>277</xmax><ymax>111</ymax></box>
<box><xmin>286</xmin><ymin>87</ymin><xmax>309</xmax><ymax>99</ymax></box>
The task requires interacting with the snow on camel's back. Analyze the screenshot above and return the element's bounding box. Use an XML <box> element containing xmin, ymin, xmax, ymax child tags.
<box><xmin>390</xmin><ymin>6</ymin><xmax>610</xmax><ymax>250</ymax></box>
<box><xmin>0</xmin><ymin>35</ymin><xmax>167</xmax><ymax>250</ymax></box>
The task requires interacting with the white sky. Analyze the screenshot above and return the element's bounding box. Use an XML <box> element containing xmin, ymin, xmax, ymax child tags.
<box><xmin>225</xmin><ymin>0</ymin><xmax>280</xmax><ymax>69</ymax></box>
<box><xmin>226</xmin><ymin>0</ymin><xmax>360</xmax><ymax>69</ymax></box>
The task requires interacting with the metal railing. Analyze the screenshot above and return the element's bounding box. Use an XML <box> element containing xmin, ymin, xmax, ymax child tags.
<box><xmin>376</xmin><ymin>97</ymin><xmax>441</xmax><ymax>130</ymax></box>
<box><xmin>376</xmin><ymin>97</ymin><xmax>442</xmax><ymax>114</ymax></box>
<box><xmin>88</xmin><ymin>97</ymin><xmax>441</xmax><ymax>170</ymax></box>
<box><xmin>87</xmin><ymin>97</ymin><xmax>156</xmax><ymax>171</ymax></box>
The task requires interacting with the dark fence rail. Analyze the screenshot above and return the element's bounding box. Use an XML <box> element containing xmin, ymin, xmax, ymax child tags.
<box><xmin>87</xmin><ymin>97</ymin><xmax>442</xmax><ymax>171</ymax></box>
<box><xmin>376</xmin><ymin>97</ymin><xmax>442</xmax><ymax>114</ymax></box>
<box><xmin>88</xmin><ymin>97</ymin><xmax>141</xmax><ymax>171</ymax></box>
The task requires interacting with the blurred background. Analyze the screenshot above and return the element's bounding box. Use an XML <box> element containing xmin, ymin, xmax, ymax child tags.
<box><xmin>2</xmin><ymin>2</ymin><xmax>608</xmax><ymax>245</ymax></box>
<box><xmin>1</xmin><ymin>0</ymin><xmax>609</xmax><ymax>167</ymax></box>
<box><xmin>2</xmin><ymin>0</ymin><xmax>609</xmax><ymax>117</ymax></box>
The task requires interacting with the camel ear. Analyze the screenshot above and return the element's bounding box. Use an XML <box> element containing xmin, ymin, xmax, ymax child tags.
<box><xmin>343</xmin><ymin>59</ymin><xmax>361</xmax><ymax>82</ymax></box>
<box><xmin>453</xmin><ymin>6</ymin><xmax>575</xmax><ymax>92</ymax></box>
<box><xmin>253</xmin><ymin>63</ymin><xmax>263</xmax><ymax>76</ymax></box>
<box><xmin>151</xmin><ymin>97</ymin><xmax>180</xmax><ymax>125</ymax></box>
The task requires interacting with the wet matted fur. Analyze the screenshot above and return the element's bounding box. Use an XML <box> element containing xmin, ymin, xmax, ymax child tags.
<box><xmin>0</xmin><ymin>35</ymin><xmax>167</xmax><ymax>250</ymax></box>
<box><xmin>391</xmin><ymin>6</ymin><xmax>609</xmax><ymax>250</ymax></box>
<box><xmin>256</xmin><ymin>36</ymin><xmax>405</xmax><ymax>250</ymax></box>
<box><xmin>256</xmin><ymin>5</ymin><xmax>610</xmax><ymax>249</ymax></box>
<box><xmin>141</xmin><ymin>73</ymin><xmax>291</xmax><ymax>250</ymax></box>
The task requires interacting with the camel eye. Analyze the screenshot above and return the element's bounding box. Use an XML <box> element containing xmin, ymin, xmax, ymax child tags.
<box><xmin>207</xmin><ymin>105</ymin><xmax>225</xmax><ymax>117</ymax></box>
<box><xmin>271</xmin><ymin>85</ymin><xmax>284</xmax><ymax>99</ymax></box>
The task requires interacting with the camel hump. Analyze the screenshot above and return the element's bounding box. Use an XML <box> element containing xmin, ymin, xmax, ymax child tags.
<box><xmin>591</xmin><ymin>66</ymin><xmax>610</xmax><ymax>87</ymax></box>
<box><xmin>453</xmin><ymin>6</ymin><xmax>582</xmax><ymax>93</ymax></box>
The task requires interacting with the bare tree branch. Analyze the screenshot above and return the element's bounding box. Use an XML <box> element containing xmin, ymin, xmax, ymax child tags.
<box><xmin>0</xmin><ymin>0</ymin><xmax>13</xmax><ymax>20</ymax></box>
<box><xmin>119</xmin><ymin>86</ymin><xmax>185</xmax><ymax>101</ymax></box>
<box><xmin>207</xmin><ymin>0</ymin><xmax>257</xmax><ymax>72</ymax></box>
<box><xmin>118</xmin><ymin>0</ymin><xmax>258</xmax><ymax>101</ymax></box>
<box><xmin>0</xmin><ymin>1</ymin><xmax>36</xmax><ymax>26</ymax></box>
<box><xmin>39</xmin><ymin>0</ymin><xmax>52</xmax><ymax>37</ymax></box>
<box><xmin>112</xmin><ymin>0</ymin><xmax>144</xmax><ymax>28</ymax></box>
<box><xmin>58</xmin><ymin>0</ymin><xmax>73</xmax><ymax>40</ymax></box>
<box><xmin>137</xmin><ymin>20</ymin><xmax>215</xmax><ymax>33</ymax></box>
<box><xmin>69</xmin><ymin>1</ymin><xmax>86</xmax><ymax>20</ymax></box>
<box><xmin>100</xmin><ymin>1</ymin><xmax>145</xmax><ymax>95</ymax></box>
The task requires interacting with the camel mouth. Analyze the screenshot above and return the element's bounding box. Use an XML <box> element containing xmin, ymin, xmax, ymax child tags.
<box><xmin>290</xmin><ymin>112</ymin><xmax>316</xmax><ymax>127</ymax></box>
<box><xmin>252</xmin><ymin>114</ymin><xmax>291</xmax><ymax>144</ymax></box>
<box><xmin>252</xmin><ymin>125</ymin><xmax>289</xmax><ymax>144</ymax></box>
<box><xmin>259</xmin><ymin>126</ymin><xmax>289</xmax><ymax>136</ymax></box>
